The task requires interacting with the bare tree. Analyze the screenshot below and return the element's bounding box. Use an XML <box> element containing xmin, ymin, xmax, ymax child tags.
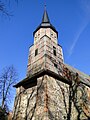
<box><xmin>0</xmin><ymin>0</ymin><xmax>19</xmax><ymax>16</ymax></box>
<box><xmin>0</xmin><ymin>65</ymin><xmax>18</xmax><ymax>111</ymax></box>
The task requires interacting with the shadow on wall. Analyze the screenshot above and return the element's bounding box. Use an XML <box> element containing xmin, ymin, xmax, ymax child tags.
<box><xmin>57</xmin><ymin>72</ymin><xmax>90</xmax><ymax>120</ymax></box>
<box><xmin>12</xmin><ymin>74</ymin><xmax>90</xmax><ymax>120</ymax></box>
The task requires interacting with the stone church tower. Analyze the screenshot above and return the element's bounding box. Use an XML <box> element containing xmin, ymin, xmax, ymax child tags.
<box><xmin>13</xmin><ymin>8</ymin><xmax>90</xmax><ymax>120</ymax></box>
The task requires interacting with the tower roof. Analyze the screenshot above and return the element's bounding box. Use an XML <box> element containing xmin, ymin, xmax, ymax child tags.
<box><xmin>33</xmin><ymin>8</ymin><xmax>58</xmax><ymax>36</ymax></box>
<box><xmin>42</xmin><ymin>8</ymin><xmax>50</xmax><ymax>23</ymax></box>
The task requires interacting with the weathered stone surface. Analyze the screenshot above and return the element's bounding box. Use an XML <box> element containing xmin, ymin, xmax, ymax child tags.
<box><xmin>13</xmin><ymin>9</ymin><xmax>90</xmax><ymax>120</ymax></box>
<box><xmin>13</xmin><ymin>75</ymin><xmax>90</xmax><ymax>120</ymax></box>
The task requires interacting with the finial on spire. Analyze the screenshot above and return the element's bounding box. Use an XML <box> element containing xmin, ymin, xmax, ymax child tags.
<box><xmin>33</xmin><ymin>3</ymin><xmax>58</xmax><ymax>36</ymax></box>
<box><xmin>44</xmin><ymin>0</ymin><xmax>46</xmax><ymax>10</ymax></box>
<box><xmin>42</xmin><ymin>6</ymin><xmax>50</xmax><ymax>23</ymax></box>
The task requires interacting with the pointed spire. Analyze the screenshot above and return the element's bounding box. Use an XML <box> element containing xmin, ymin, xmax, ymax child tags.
<box><xmin>33</xmin><ymin>7</ymin><xmax>58</xmax><ymax>36</ymax></box>
<box><xmin>42</xmin><ymin>6</ymin><xmax>50</xmax><ymax>23</ymax></box>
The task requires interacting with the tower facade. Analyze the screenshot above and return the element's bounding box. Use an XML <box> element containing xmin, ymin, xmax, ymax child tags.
<box><xmin>13</xmin><ymin>9</ymin><xmax>90</xmax><ymax>120</ymax></box>
<box><xmin>27</xmin><ymin>9</ymin><xmax>63</xmax><ymax>77</ymax></box>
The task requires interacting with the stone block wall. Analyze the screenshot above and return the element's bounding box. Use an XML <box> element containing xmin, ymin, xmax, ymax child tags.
<box><xmin>13</xmin><ymin>75</ymin><xmax>90</xmax><ymax>120</ymax></box>
<box><xmin>27</xmin><ymin>34</ymin><xmax>63</xmax><ymax>77</ymax></box>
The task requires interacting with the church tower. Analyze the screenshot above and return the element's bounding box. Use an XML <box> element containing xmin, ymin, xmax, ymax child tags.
<box><xmin>27</xmin><ymin>8</ymin><xmax>63</xmax><ymax>77</ymax></box>
<box><xmin>13</xmin><ymin>8</ymin><xmax>90</xmax><ymax>120</ymax></box>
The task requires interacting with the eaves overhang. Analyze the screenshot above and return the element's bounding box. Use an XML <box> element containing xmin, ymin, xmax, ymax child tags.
<box><xmin>13</xmin><ymin>69</ymin><xmax>71</xmax><ymax>88</ymax></box>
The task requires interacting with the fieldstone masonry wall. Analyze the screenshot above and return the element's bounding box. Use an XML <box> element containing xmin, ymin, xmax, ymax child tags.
<box><xmin>13</xmin><ymin>75</ymin><xmax>90</xmax><ymax>120</ymax></box>
<box><xmin>13</xmin><ymin>9</ymin><xmax>90</xmax><ymax>120</ymax></box>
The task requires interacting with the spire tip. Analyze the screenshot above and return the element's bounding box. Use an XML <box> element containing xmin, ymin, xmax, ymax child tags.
<box><xmin>44</xmin><ymin>0</ymin><xmax>46</xmax><ymax>10</ymax></box>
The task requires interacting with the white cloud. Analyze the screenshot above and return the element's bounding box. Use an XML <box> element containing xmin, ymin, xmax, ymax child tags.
<box><xmin>68</xmin><ymin>21</ymin><xmax>89</xmax><ymax>57</ymax></box>
<box><xmin>80</xmin><ymin>0</ymin><xmax>90</xmax><ymax>17</ymax></box>
<box><xmin>68</xmin><ymin>0</ymin><xmax>90</xmax><ymax>58</ymax></box>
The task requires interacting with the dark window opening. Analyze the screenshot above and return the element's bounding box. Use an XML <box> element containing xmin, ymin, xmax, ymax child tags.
<box><xmin>51</xmin><ymin>33</ymin><xmax>53</xmax><ymax>36</ymax></box>
<box><xmin>35</xmin><ymin>49</ymin><xmax>38</xmax><ymax>56</ymax></box>
<box><xmin>53</xmin><ymin>46</ymin><xmax>56</xmax><ymax>56</ymax></box>
<box><xmin>54</xmin><ymin>63</ymin><xmax>57</xmax><ymax>68</ymax></box>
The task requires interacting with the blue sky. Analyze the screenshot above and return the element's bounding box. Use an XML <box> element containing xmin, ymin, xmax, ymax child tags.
<box><xmin>0</xmin><ymin>0</ymin><xmax>90</xmax><ymax>82</ymax></box>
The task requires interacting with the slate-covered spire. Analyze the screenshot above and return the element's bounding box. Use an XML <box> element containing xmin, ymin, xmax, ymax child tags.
<box><xmin>42</xmin><ymin>8</ymin><xmax>50</xmax><ymax>23</ymax></box>
<box><xmin>33</xmin><ymin>7</ymin><xmax>58</xmax><ymax>36</ymax></box>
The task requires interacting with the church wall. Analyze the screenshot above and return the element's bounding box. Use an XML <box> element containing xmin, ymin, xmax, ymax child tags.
<box><xmin>27</xmin><ymin>34</ymin><xmax>63</xmax><ymax>77</ymax></box>
<box><xmin>13</xmin><ymin>9</ymin><xmax>90</xmax><ymax>120</ymax></box>
<box><xmin>13</xmin><ymin>75</ymin><xmax>90</xmax><ymax>120</ymax></box>
<box><xmin>34</xmin><ymin>28</ymin><xmax>57</xmax><ymax>44</ymax></box>
<box><xmin>13</xmin><ymin>75</ymin><xmax>69</xmax><ymax>120</ymax></box>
